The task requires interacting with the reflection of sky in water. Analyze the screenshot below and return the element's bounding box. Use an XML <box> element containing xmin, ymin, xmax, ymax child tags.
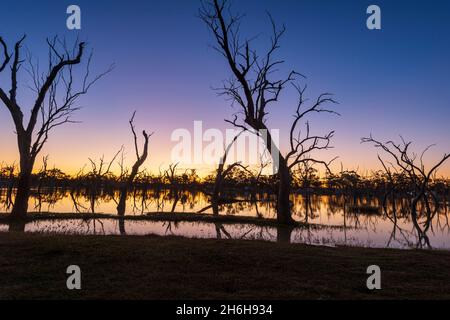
<box><xmin>0</xmin><ymin>216</ymin><xmax>446</xmax><ymax>250</ymax></box>
<box><xmin>1</xmin><ymin>190</ymin><xmax>449</xmax><ymax>250</ymax></box>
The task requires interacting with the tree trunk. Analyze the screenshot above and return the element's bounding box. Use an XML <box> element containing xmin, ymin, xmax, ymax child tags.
<box><xmin>212</xmin><ymin>166</ymin><xmax>223</xmax><ymax>216</ymax></box>
<box><xmin>277</xmin><ymin>158</ymin><xmax>293</xmax><ymax>224</ymax></box>
<box><xmin>117</xmin><ymin>186</ymin><xmax>128</xmax><ymax>216</ymax></box>
<box><xmin>276</xmin><ymin>225</ymin><xmax>293</xmax><ymax>243</ymax></box>
<box><xmin>260</xmin><ymin>128</ymin><xmax>294</xmax><ymax>225</ymax></box>
<box><xmin>117</xmin><ymin>185</ymin><xmax>128</xmax><ymax>235</ymax></box>
<box><xmin>211</xmin><ymin>198</ymin><xmax>220</xmax><ymax>216</ymax></box>
<box><xmin>10</xmin><ymin>168</ymin><xmax>32</xmax><ymax>219</ymax></box>
<box><xmin>10</xmin><ymin>133</ymin><xmax>34</xmax><ymax>220</ymax></box>
<box><xmin>8</xmin><ymin>220</ymin><xmax>26</xmax><ymax>232</ymax></box>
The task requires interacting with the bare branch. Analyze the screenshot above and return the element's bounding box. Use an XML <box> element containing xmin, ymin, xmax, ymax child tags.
<box><xmin>0</xmin><ymin>37</ymin><xmax>12</xmax><ymax>72</ymax></box>
<box><xmin>27</xmin><ymin>40</ymin><xmax>86</xmax><ymax>135</ymax></box>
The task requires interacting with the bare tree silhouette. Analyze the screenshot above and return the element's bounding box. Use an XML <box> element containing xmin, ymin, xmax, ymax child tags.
<box><xmin>165</xmin><ymin>163</ymin><xmax>181</xmax><ymax>213</ymax></box>
<box><xmin>200</xmin><ymin>0</ymin><xmax>338</xmax><ymax>224</ymax></box>
<box><xmin>0</xmin><ymin>35</ymin><xmax>112</xmax><ymax>219</ymax></box>
<box><xmin>87</xmin><ymin>149</ymin><xmax>122</xmax><ymax>213</ymax></box>
<box><xmin>362</xmin><ymin>135</ymin><xmax>450</xmax><ymax>248</ymax></box>
<box><xmin>0</xmin><ymin>162</ymin><xmax>16</xmax><ymax>210</ymax></box>
<box><xmin>211</xmin><ymin>130</ymin><xmax>247</xmax><ymax>215</ymax></box>
<box><xmin>116</xmin><ymin>112</ymin><xmax>152</xmax><ymax>216</ymax></box>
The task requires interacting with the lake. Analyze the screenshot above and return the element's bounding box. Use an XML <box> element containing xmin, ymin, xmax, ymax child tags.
<box><xmin>1</xmin><ymin>187</ymin><xmax>449</xmax><ymax>249</ymax></box>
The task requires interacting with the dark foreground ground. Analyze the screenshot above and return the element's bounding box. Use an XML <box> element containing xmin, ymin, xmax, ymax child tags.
<box><xmin>0</xmin><ymin>232</ymin><xmax>449</xmax><ymax>300</ymax></box>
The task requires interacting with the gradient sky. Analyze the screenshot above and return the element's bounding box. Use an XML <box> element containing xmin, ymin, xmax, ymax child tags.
<box><xmin>0</xmin><ymin>0</ymin><xmax>449</xmax><ymax>177</ymax></box>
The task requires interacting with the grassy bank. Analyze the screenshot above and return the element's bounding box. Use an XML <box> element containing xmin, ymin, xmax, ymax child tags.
<box><xmin>0</xmin><ymin>232</ymin><xmax>449</xmax><ymax>300</ymax></box>
<box><xmin>0</xmin><ymin>211</ymin><xmax>306</xmax><ymax>227</ymax></box>
<box><xmin>0</xmin><ymin>211</ymin><xmax>350</xmax><ymax>230</ymax></box>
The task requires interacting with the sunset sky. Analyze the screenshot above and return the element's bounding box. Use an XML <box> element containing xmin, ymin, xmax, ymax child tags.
<box><xmin>0</xmin><ymin>0</ymin><xmax>449</xmax><ymax>177</ymax></box>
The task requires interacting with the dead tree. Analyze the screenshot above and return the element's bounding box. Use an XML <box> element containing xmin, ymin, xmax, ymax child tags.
<box><xmin>87</xmin><ymin>148</ymin><xmax>122</xmax><ymax>213</ymax></box>
<box><xmin>35</xmin><ymin>155</ymin><xmax>49</xmax><ymax>213</ymax></box>
<box><xmin>0</xmin><ymin>35</ymin><xmax>112</xmax><ymax>219</ymax></box>
<box><xmin>0</xmin><ymin>162</ymin><xmax>16</xmax><ymax>210</ymax></box>
<box><xmin>376</xmin><ymin>155</ymin><xmax>400</xmax><ymax>215</ymax></box>
<box><xmin>165</xmin><ymin>163</ymin><xmax>180</xmax><ymax>213</ymax></box>
<box><xmin>200</xmin><ymin>0</ymin><xmax>338</xmax><ymax>224</ymax></box>
<box><xmin>116</xmin><ymin>112</ymin><xmax>152</xmax><ymax>216</ymax></box>
<box><xmin>249</xmin><ymin>153</ymin><xmax>271</xmax><ymax>201</ymax></box>
<box><xmin>362</xmin><ymin>135</ymin><xmax>450</xmax><ymax>248</ymax></box>
<box><xmin>69</xmin><ymin>165</ymin><xmax>88</xmax><ymax>213</ymax></box>
<box><xmin>211</xmin><ymin>130</ymin><xmax>247</xmax><ymax>215</ymax></box>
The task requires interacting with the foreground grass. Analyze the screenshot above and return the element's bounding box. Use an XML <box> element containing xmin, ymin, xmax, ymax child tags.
<box><xmin>0</xmin><ymin>232</ymin><xmax>449</xmax><ymax>300</ymax></box>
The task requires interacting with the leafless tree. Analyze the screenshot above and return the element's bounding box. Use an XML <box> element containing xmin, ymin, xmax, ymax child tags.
<box><xmin>70</xmin><ymin>165</ymin><xmax>88</xmax><ymax>213</ymax></box>
<box><xmin>376</xmin><ymin>154</ymin><xmax>401</xmax><ymax>215</ymax></box>
<box><xmin>34</xmin><ymin>155</ymin><xmax>49</xmax><ymax>213</ymax></box>
<box><xmin>0</xmin><ymin>35</ymin><xmax>112</xmax><ymax>219</ymax></box>
<box><xmin>211</xmin><ymin>130</ymin><xmax>248</xmax><ymax>214</ymax></box>
<box><xmin>0</xmin><ymin>162</ymin><xmax>16</xmax><ymax>210</ymax></box>
<box><xmin>165</xmin><ymin>163</ymin><xmax>181</xmax><ymax>213</ymax></box>
<box><xmin>117</xmin><ymin>112</ymin><xmax>152</xmax><ymax>216</ymax></box>
<box><xmin>87</xmin><ymin>148</ymin><xmax>122</xmax><ymax>213</ymax></box>
<box><xmin>200</xmin><ymin>0</ymin><xmax>338</xmax><ymax>224</ymax></box>
<box><xmin>362</xmin><ymin>135</ymin><xmax>450</xmax><ymax>248</ymax></box>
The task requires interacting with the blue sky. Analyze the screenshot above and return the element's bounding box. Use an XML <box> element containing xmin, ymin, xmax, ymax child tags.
<box><xmin>0</xmin><ymin>0</ymin><xmax>449</xmax><ymax>176</ymax></box>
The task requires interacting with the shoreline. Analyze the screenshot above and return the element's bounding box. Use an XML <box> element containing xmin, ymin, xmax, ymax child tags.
<box><xmin>0</xmin><ymin>211</ymin><xmax>349</xmax><ymax>229</ymax></box>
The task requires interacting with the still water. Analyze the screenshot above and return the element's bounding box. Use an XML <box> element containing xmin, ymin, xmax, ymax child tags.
<box><xmin>1</xmin><ymin>188</ymin><xmax>449</xmax><ymax>249</ymax></box>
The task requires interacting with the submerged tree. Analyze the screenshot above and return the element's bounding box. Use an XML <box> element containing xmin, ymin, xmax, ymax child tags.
<box><xmin>211</xmin><ymin>130</ymin><xmax>247</xmax><ymax>215</ymax></box>
<box><xmin>116</xmin><ymin>112</ymin><xmax>152</xmax><ymax>216</ymax></box>
<box><xmin>0</xmin><ymin>35</ymin><xmax>112</xmax><ymax>219</ymax></box>
<box><xmin>87</xmin><ymin>149</ymin><xmax>122</xmax><ymax>213</ymax></box>
<box><xmin>0</xmin><ymin>162</ymin><xmax>16</xmax><ymax>210</ymax></box>
<box><xmin>362</xmin><ymin>135</ymin><xmax>450</xmax><ymax>248</ymax></box>
<box><xmin>200</xmin><ymin>0</ymin><xmax>338</xmax><ymax>224</ymax></box>
<box><xmin>164</xmin><ymin>163</ymin><xmax>181</xmax><ymax>213</ymax></box>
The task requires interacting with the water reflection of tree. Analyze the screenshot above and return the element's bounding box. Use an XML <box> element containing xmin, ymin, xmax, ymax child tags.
<box><xmin>363</xmin><ymin>136</ymin><xmax>450</xmax><ymax>249</ymax></box>
<box><xmin>33</xmin><ymin>188</ymin><xmax>66</xmax><ymax>213</ymax></box>
<box><xmin>0</xmin><ymin>162</ymin><xmax>16</xmax><ymax>210</ymax></box>
<box><xmin>1</xmin><ymin>172</ymin><xmax>450</xmax><ymax>249</ymax></box>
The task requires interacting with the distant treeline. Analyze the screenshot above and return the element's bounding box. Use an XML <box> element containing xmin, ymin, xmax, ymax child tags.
<box><xmin>1</xmin><ymin>162</ymin><xmax>449</xmax><ymax>197</ymax></box>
